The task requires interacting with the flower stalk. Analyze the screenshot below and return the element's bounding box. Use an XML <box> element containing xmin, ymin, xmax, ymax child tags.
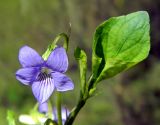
<box><xmin>56</xmin><ymin>92</ymin><xmax>62</xmax><ymax>125</ymax></box>
<box><xmin>65</xmin><ymin>98</ymin><xmax>86</xmax><ymax>125</ymax></box>
<box><xmin>65</xmin><ymin>76</ymin><xmax>96</xmax><ymax>125</ymax></box>
<box><xmin>42</xmin><ymin>33</ymin><xmax>69</xmax><ymax>60</ymax></box>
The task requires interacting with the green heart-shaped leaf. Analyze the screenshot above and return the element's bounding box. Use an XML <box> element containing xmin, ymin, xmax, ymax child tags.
<box><xmin>92</xmin><ymin>11</ymin><xmax>150</xmax><ymax>82</ymax></box>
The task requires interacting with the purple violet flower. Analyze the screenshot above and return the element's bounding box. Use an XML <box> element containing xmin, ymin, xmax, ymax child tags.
<box><xmin>16</xmin><ymin>46</ymin><xmax>74</xmax><ymax>103</ymax></box>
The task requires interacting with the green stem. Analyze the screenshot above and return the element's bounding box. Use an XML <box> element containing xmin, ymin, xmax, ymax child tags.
<box><xmin>56</xmin><ymin>92</ymin><xmax>62</xmax><ymax>125</ymax></box>
<box><xmin>42</xmin><ymin>33</ymin><xmax>69</xmax><ymax>60</ymax></box>
<box><xmin>65</xmin><ymin>76</ymin><xmax>95</xmax><ymax>125</ymax></box>
<box><xmin>65</xmin><ymin>98</ymin><xmax>86</xmax><ymax>125</ymax></box>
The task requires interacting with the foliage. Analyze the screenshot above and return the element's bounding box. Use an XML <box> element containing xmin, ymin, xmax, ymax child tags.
<box><xmin>92</xmin><ymin>11</ymin><xmax>150</xmax><ymax>82</ymax></box>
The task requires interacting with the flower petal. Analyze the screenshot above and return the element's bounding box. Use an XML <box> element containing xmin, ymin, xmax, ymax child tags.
<box><xmin>53</xmin><ymin>107</ymin><xmax>70</xmax><ymax>124</ymax></box>
<box><xmin>46</xmin><ymin>47</ymin><xmax>68</xmax><ymax>73</ymax></box>
<box><xmin>31</xmin><ymin>76</ymin><xmax>55</xmax><ymax>103</ymax></box>
<box><xmin>16</xmin><ymin>67</ymin><xmax>40</xmax><ymax>85</ymax></box>
<box><xmin>53</xmin><ymin>107</ymin><xmax>58</xmax><ymax>121</ymax></box>
<box><xmin>61</xmin><ymin>107</ymin><xmax>70</xmax><ymax>121</ymax></box>
<box><xmin>38</xmin><ymin>102</ymin><xmax>48</xmax><ymax>113</ymax></box>
<box><xmin>52</xmin><ymin>72</ymin><xmax>74</xmax><ymax>91</ymax></box>
<box><xmin>19</xmin><ymin>46</ymin><xmax>44</xmax><ymax>67</ymax></box>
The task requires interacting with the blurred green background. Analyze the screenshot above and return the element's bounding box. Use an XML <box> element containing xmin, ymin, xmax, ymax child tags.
<box><xmin>0</xmin><ymin>0</ymin><xmax>160</xmax><ymax>125</ymax></box>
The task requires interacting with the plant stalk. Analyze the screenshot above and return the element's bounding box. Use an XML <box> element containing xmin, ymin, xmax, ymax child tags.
<box><xmin>65</xmin><ymin>76</ymin><xmax>95</xmax><ymax>125</ymax></box>
<box><xmin>65</xmin><ymin>98</ymin><xmax>86</xmax><ymax>125</ymax></box>
<box><xmin>56</xmin><ymin>92</ymin><xmax>62</xmax><ymax>125</ymax></box>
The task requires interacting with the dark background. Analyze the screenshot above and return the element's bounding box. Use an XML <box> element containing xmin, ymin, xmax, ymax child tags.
<box><xmin>0</xmin><ymin>0</ymin><xmax>160</xmax><ymax>125</ymax></box>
